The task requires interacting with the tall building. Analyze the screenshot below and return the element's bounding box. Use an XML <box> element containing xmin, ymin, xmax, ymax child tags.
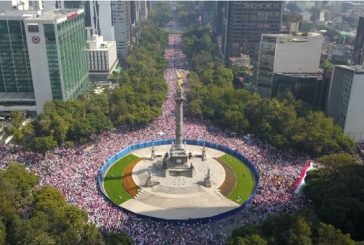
<box><xmin>272</xmin><ymin>72</ymin><xmax>325</xmax><ymax>110</ymax></box>
<box><xmin>98</xmin><ymin>1</ymin><xmax>114</xmax><ymax>41</ymax></box>
<box><xmin>130</xmin><ymin>1</ymin><xmax>141</xmax><ymax>25</ymax></box>
<box><xmin>87</xmin><ymin>35</ymin><xmax>118</xmax><ymax>81</ymax></box>
<box><xmin>43</xmin><ymin>0</ymin><xmax>63</xmax><ymax>11</ymax></box>
<box><xmin>0</xmin><ymin>1</ymin><xmax>13</xmax><ymax>12</ymax></box>
<box><xmin>111</xmin><ymin>1</ymin><xmax>131</xmax><ymax>60</ymax></box>
<box><xmin>223</xmin><ymin>1</ymin><xmax>283</xmax><ymax>64</ymax></box>
<box><xmin>213</xmin><ymin>1</ymin><xmax>228</xmax><ymax>56</ymax></box>
<box><xmin>0</xmin><ymin>9</ymin><xmax>90</xmax><ymax>114</ymax></box>
<box><xmin>44</xmin><ymin>0</ymin><xmax>96</xmax><ymax>38</ymax></box>
<box><xmin>139</xmin><ymin>0</ymin><xmax>148</xmax><ymax>22</ymax></box>
<box><xmin>0</xmin><ymin>11</ymin><xmax>34</xmax><ymax>113</ymax></box>
<box><xmin>0</xmin><ymin>0</ymin><xmax>43</xmax><ymax>11</ymax></box>
<box><xmin>256</xmin><ymin>32</ymin><xmax>324</xmax><ymax>97</ymax></box>
<box><xmin>326</xmin><ymin>65</ymin><xmax>364</xmax><ymax>143</ymax></box>
<box><xmin>44</xmin><ymin>0</ymin><xmax>134</xmax><ymax>61</ymax></box>
<box><xmin>199</xmin><ymin>1</ymin><xmax>216</xmax><ymax>28</ymax></box>
<box><xmin>353</xmin><ymin>16</ymin><xmax>364</xmax><ymax>65</ymax></box>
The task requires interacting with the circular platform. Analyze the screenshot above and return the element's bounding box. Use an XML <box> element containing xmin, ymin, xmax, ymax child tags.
<box><xmin>122</xmin><ymin>145</ymin><xmax>239</xmax><ymax>220</ymax></box>
<box><xmin>99</xmin><ymin>141</ymin><xmax>259</xmax><ymax>222</ymax></box>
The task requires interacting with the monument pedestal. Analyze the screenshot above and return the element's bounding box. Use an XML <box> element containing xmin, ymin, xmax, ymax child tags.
<box><xmin>164</xmin><ymin>144</ymin><xmax>194</xmax><ymax>177</ymax></box>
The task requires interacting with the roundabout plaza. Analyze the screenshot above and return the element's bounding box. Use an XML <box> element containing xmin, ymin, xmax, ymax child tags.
<box><xmin>100</xmin><ymin>71</ymin><xmax>257</xmax><ymax>221</ymax></box>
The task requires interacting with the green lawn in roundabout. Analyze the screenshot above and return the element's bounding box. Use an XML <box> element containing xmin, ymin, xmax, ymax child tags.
<box><xmin>218</xmin><ymin>154</ymin><xmax>255</xmax><ymax>205</ymax></box>
<box><xmin>103</xmin><ymin>154</ymin><xmax>139</xmax><ymax>205</ymax></box>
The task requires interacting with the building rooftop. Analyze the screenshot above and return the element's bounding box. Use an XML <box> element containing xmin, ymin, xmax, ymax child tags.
<box><xmin>335</xmin><ymin>65</ymin><xmax>364</xmax><ymax>73</ymax></box>
<box><xmin>263</xmin><ymin>32</ymin><xmax>322</xmax><ymax>38</ymax></box>
<box><xmin>262</xmin><ymin>32</ymin><xmax>323</xmax><ymax>43</ymax></box>
<box><xmin>87</xmin><ymin>35</ymin><xmax>115</xmax><ymax>51</ymax></box>
<box><xmin>275</xmin><ymin>72</ymin><xmax>323</xmax><ymax>79</ymax></box>
<box><xmin>0</xmin><ymin>9</ymin><xmax>83</xmax><ymax>23</ymax></box>
<box><xmin>0</xmin><ymin>10</ymin><xmax>39</xmax><ymax>20</ymax></box>
<box><xmin>27</xmin><ymin>9</ymin><xmax>84</xmax><ymax>23</ymax></box>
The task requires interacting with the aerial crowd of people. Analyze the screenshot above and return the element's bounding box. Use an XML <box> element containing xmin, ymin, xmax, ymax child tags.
<box><xmin>0</xmin><ymin>34</ymin><xmax>308</xmax><ymax>244</ymax></box>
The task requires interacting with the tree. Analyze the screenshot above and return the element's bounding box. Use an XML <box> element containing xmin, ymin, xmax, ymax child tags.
<box><xmin>148</xmin><ymin>2</ymin><xmax>171</xmax><ymax>27</ymax></box>
<box><xmin>303</xmin><ymin>164</ymin><xmax>364</xmax><ymax>240</ymax></box>
<box><xmin>228</xmin><ymin>213</ymin><xmax>362</xmax><ymax>245</ymax></box>
<box><xmin>292</xmin><ymin>111</ymin><xmax>355</xmax><ymax>155</ymax></box>
<box><xmin>320</xmin><ymin>60</ymin><xmax>334</xmax><ymax>70</ymax></box>
<box><xmin>10</xmin><ymin>111</ymin><xmax>24</xmax><ymax>130</ymax></box>
<box><xmin>0</xmin><ymin>218</ymin><xmax>5</xmax><ymax>245</ymax></box>
<box><xmin>7</xmin><ymin>112</ymin><xmax>33</xmax><ymax>144</ymax></box>
<box><xmin>318</xmin><ymin>153</ymin><xmax>358</xmax><ymax>167</ymax></box>
<box><xmin>227</xmin><ymin>235</ymin><xmax>268</xmax><ymax>245</ymax></box>
<box><xmin>176</xmin><ymin>2</ymin><xmax>199</xmax><ymax>28</ymax></box>
<box><xmin>102</xmin><ymin>233</ymin><xmax>133</xmax><ymax>245</ymax></box>
<box><xmin>222</xmin><ymin>110</ymin><xmax>248</xmax><ymax>135</ymax></box>
<box><xmin>0</xmin><ymin>162</ymin><xmax>38</xmax><ymax>198</ymax></box>
<box><xmin>0</xmin><ymin>164</ymin><xmax>132</xmax><ymax>245</ymax></box>
<box><xmin>31</xmin><ymin>136</ymin><xmax>58</xmax><ymax>153</ymax></box>
<box><xmin>316</xmin><ymin>223</ymin><xmax>356</xmax><ymax>245</ymax></box>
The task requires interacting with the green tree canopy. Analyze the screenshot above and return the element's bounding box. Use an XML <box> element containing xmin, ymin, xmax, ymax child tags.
<box><xmin>228</xmin><ymin>213</ymin><xmax>361</xmax><ymax>245</ymax></box>
<box><xmin>0</xmin><ymin>163</ymin><xmax>132</xmax><ymax>245</ymax></box>
<box><xmin>303</xmin><ymin>163</ymin><xmax>364</xmax><ymax>240</ymax></box>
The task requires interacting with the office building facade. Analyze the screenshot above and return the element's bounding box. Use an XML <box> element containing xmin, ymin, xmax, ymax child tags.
<box><xmin>0</xmin><ymin>14</ymin><xmax>35</xmax><ymax>112</ymax></box>
<box><xmin>272</xmin><ymin>72</ymin><xmax>325</xmax><ymax>109</ymax></box>
<box><xmin>353</xmin><ymin>16</ymin><xmax>364</xmax><ymax>65</ymax></box>
<box><xmin>87</xmin><ymin>35</ymin><xmax>118</xmax><ymax>81</ymax></box>
<box><xmin>256</xmin><ymin>32</ymin><xmax>324</xmax><ymax>97</ymax></box>
<box><xmin>327</xmin><ymin>65</ymin><xmax>364</xmax><ymax>143</ymax></box>
<box><xmin>0</xmin><ymin>9</ymin><xmax>90</xmax><ymax>114</ymax></box>
<box><xmin>130</xmin><ymin>1</ymin><xmax>141</xmax><ymax>25</ymax></box>
<box><xmin>139</xmin><ymin>0</ymin><xmax>148</xmax><ymax>22</ymax></box>
<box><xmin>44</xmin><ymin>0</ymin><xmax>134</xmax><ymax>61</ymax></box>
<box><xmin>223</xmin><ymin>1</ymin><xmax>283</xmax><ymax>64</ymax></box>
<box><xmin>111</xmin><ymin>1</ymin><xmax>131</xmax><ymax>60</ymax></box>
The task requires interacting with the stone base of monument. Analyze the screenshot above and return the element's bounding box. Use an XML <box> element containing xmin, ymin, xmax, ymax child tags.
<box><xmin>204</xmin><ymin>177</ymin><xmax>212</xmax><ymax>188</ymax></box>
<box><xmin>166</xmin><ymin>167</ymin><xmax>195</xmax><ymax>178</ymax></box>
<box><xmin>162</xmin><ymin>144</ymin><xmax>196</xmax><ymax>177</ymax></box>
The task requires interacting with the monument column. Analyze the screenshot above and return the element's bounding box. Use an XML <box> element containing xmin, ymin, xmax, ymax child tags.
<box><xmin>175</xmin><ymin>88</ymin><xmax>184</xmax><ymax>147</ymax></box>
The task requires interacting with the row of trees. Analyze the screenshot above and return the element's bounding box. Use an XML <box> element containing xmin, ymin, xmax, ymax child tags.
<box><xmin>175</xmin><ymin>2</ymin><xmax>200</xmax><ymax>29</ymax></box>
<box><xmin>227</xmin><ymin>212</ymin><xmax>362</xmax><ymax>245</ymax></box>
<box><xmin>148</xmin><ymin>2</ymin><xmax>172</xmax><ymax>27</ymax></box>
<box><xmin>182</xmin><ymin>25</ymin><xmax>355</xmax><ymax>156</ymax></box>
<box><xmin>8</xmin><ymin>20</ymin><xmax>168</xmax><ymax>152</ymax></box>
<box><xmin>0</xmin><ymin>163</ymin><xmax>132</xmax><ymax>245</ymax></box>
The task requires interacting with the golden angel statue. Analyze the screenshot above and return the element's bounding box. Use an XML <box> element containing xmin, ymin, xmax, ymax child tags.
<box><xmin>176</xmin><ymin>70</ymin><xmax>184</xmax><ymax>90</ymax></box>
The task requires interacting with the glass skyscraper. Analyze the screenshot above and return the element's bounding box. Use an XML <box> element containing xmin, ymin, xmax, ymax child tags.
<box><xmin>0</xmin><ymin>19</ymin><xmax>33</xmax><ymax>93</ymax></box>
<box><xmin>223</xmin><ymin>1</ymin><xmax>283</xmax><ymax>64</ymax></box>
<box><xmin>0</xmin><ymin>9</ymin><xmax>90</xmax><ymax>114</ymax></box>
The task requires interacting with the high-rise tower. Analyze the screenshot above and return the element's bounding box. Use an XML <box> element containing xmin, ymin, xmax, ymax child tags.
<box><xmin>0</xmin><ymin>9</ymin><xmax>90</xmax><ymax>114</ymax></box>
<box><xmin>353</xmin><ymin>17</ymin><xmax>364</xmax><ymax>65</ymax></box>
<box><xmin>223</xmin><ymin>1</ymin><xmax>283</xmax><ymax>64</ymax></box>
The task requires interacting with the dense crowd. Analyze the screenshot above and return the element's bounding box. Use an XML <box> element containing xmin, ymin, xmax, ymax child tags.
<box><xmin>0</xmin><ymin>34</ymin><xmax>307</xmax><ymax>245</ymax></box>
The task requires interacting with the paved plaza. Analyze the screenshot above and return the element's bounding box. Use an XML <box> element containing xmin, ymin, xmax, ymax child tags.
<box><xmin>121</xmin><ymin>144</ymin><xmax>240</xmax><ymax>220</ymax></box>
